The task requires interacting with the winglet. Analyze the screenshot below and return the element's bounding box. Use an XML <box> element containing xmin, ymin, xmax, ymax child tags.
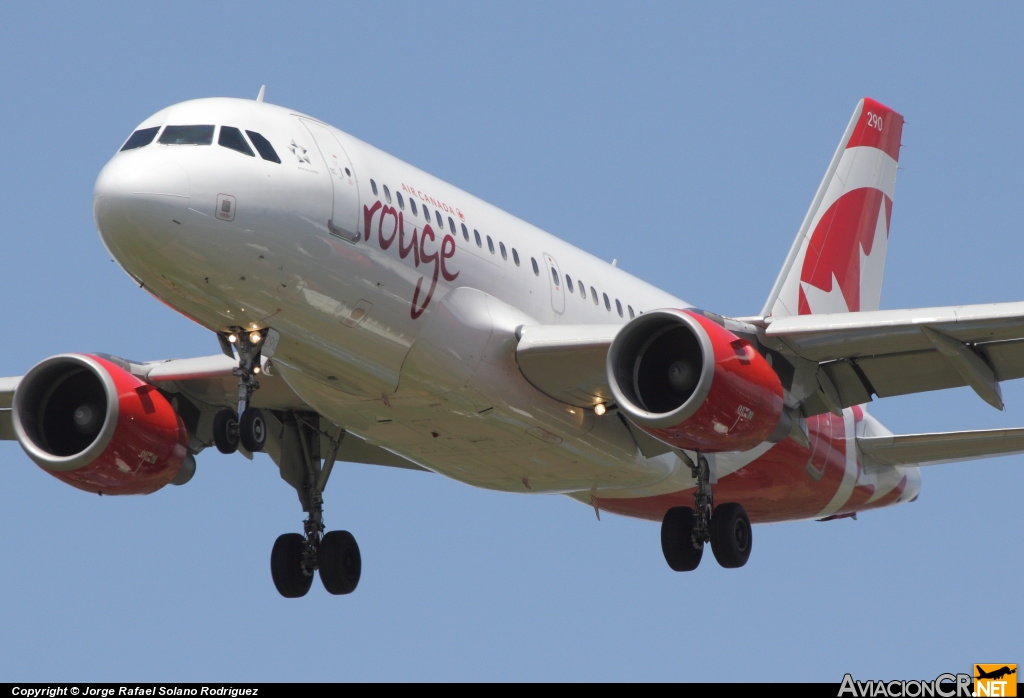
<box><xmin>762</xmin><ymin>98</ymin><xmax>904</xmax><ymax>318</ymax></box>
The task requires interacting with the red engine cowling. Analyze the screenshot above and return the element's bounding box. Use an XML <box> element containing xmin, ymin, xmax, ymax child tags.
<box><xmin>11</xmin><ymin>353</ymin><xmax>191</xmax><ymax>495</ymax></box>
<box><xmin>607</xmin><ymin>309</ymin><xmax>784</xmax><ymax>452</ymax></box>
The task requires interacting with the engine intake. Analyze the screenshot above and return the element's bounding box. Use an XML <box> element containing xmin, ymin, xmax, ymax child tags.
<box><xmin>607</xmin><ymin>309</ymin><xmax>783</xmax><ymax>452</ymax></box>
<box><xmin>12</xmin><ymin>353</ymin><xmax>190</xmax><ymax>494</ymax></box>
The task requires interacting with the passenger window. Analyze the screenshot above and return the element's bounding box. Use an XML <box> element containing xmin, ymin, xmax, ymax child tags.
<box><xmin>532</xmin><ymin>258</ymin><xmax>540</xmax><ymax>276</ymax></box>
<box><xmin>397</xmin><ymin>192</ymin><xmax>405</xmax><ymax>210</ymax></box>
<box><xmin>383</xmin><ymin>185</ymin><xmax>392</xmax><ymax>204</ymax></box>
<box><xmin>411</xmin><ymin>199</ymin><xmax>418</xmax><ymax>215</ymax></box>
<box><xmin>603</xmin><ymin>293</ymin><xmax>611</xmax><ymax>311</ymax></box>
<box><xmin>579</xmin><ymin>281</ymin><xmax>586</xmax><ymax>299</ymax></box>
<box><xmin>218</xmin><ymin>126</ymin><xmax>254</xmax><ymax>156</ymax></box>
<box><xmin>591</xmin><ymin>287</ymin><xmax>598</xmax><ymax>305</ymax></box>
<box><xmin>448</xmin><ymin>216</ymin><xmax>456</xmax><ymax>234</ymax></box>
<box><xmin>461</xmin><ymin>223</ymin><xmax>469</xmax><ymax>241</ymax></box>
<box><xmin>423</xmin><ymin>205</ymin><xmax>430</xmax><ymax>222</ymax></box>
<box><xmin>474</xmin><ymin>230</ymin><xmax>482</xmax><ymax>248</ymax></box>
<box><xmin>487</xmin><ymin>236</ymin><xmax>495</xmax><ymax>254</ymax></box>
<box><xmin>120</xmin><ymin>126</ymin><xmax>160</xmax><ymax>151</ymax></box>
<box><xmin>435</xmin><ymin>210</ymin><xmax>443</xmax><ymax>228</ymax></box>
<box><xmin>565</xmin><ymin>275</ymin><xmax>574</xmax><ymax>293</ymax></box>
<box><xmin>616</xmin><ymin>299</ymin><xmax>623</xmax><ymax>317</ymax></box>
<box><xmin>551</xmin><ymin>268</ymin><xmax>560</xmax><ymax>287</ymax></box>
<box><xmin>371</xmin><ymin>179</ymin><xmax>378</xmax><ymax>196</ymax></box>
<box><xmin>513</xmin><ymin>249</ymin><xmax>520</xmax><ymax>266</ymax></box>
<box><xmin>499</xmin><ymin>242</ymin><xmax>507</xmax><ymax>260</ymax></box>
<box><xmin>628</xmin><ymin>305</ymin><xmax>635</xmax><ymax>319</ymax></box>
<box><xmin>159</xmin><ymin>125</ymin><xmax>214</xmax><ymax>145</ymax></box>
<box><xmin>246</xmin><ymin>131</ymin><xmax>281</xmax><ymax>163</ymax></box>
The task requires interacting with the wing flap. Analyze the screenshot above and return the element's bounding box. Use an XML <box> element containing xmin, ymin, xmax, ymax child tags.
<box><xmin>859</xmin><ymin>428</ymin><xmax>1024</xmax><ymax>467</ymax></box>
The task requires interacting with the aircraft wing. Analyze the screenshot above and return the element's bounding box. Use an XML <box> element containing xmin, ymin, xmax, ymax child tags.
<box><xmin>0</xmin><ymin>354</ymin><xmax>425</xmax><ymax>472</ymax></box>
<box><xmin>515</xmin><ymin>324</ymin><xmax>618</xmax><ymax>408</ymax></box>
<box><xmin>858</xmin><ymin>427</ymin><xmax>1024</xmax><ymax>467</ymax></box>
<box><xmin>138</xmin><ymin>353</ymin><xmax>311</xmax><ymax>411</ymax></box>
<box><xmin>0</xmin><ymin>376</ymin><xmax>19</xmax><ymax>440</ymax></box>
<box><xmin>517</xmin><ymin>300</ymin><xmax>1024</xmax><ymax>419</ymax></box>
<box><xmin>760</xmin><ymin>301</ymin><xmax>1024</xmax><ymax>413</ymax></box>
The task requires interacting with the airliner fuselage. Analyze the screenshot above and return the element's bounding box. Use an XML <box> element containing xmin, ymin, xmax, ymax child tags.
<box><xmin>93</xmin><ymin>97</ymin><xmax>918</xmax><ymax>516</ymax></box>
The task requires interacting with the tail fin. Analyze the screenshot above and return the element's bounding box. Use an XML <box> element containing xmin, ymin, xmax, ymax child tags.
<box><xmin>761</xmin><ymin>98</ymin><xmax>904</xmax><ymax>317</ymax></box>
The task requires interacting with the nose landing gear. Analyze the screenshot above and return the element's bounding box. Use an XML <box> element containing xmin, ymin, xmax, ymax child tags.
<box><xmin>660</xmin><ymin>451</ymin><xmax>752</xmax><ymax>572</ymax></box>
<box><xmin>213</xmin><ymin>327</ymin><xmax>267</xmax><ymax>454</ymax></box>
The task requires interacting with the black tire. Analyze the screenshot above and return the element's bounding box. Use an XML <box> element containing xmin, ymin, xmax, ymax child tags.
<box><xmin>710</xmin><ymin>502</ymin><xmax>752</xmax><ymax>569</ymax></box>
<box><xmin>212</xmin><ymin>408</ymin><xmax>239</xmax><ymax>454</ymax></box>
<box><xmin>661</xmin><ymin>506</ymin><xmax>703</xmax><ymax>572</ymax></box>
<box><xmin>319</xmin><ymin>530</ymin><xmax>361</xmax><ymax>595</ymax></box>
<box><xmin>239</xmin><ymin>408</ymin><xmax>267</xmax><ymax>453</ymax></box>
<box><xmin>271</xmin><ymin>533</ymin><xmax>313</xmax><ymax>598</ymax></box>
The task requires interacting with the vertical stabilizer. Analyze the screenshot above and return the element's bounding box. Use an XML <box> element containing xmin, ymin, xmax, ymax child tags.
<box><xmin>761</xmin><ymin>98</ymin><xmax>904</xmax><ymax>318</ymax></box>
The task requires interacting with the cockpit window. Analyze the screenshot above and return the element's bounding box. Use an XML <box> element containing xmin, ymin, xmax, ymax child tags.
<box><xmin>245</xmin><ymin>130</ymin><xmax>281</xmax><ymax>163</ymax></box>
<box><xmin>120</xmin><ymin>126</ymin><xmax>160</xmax><ymax>151</ymax></box>
<box><xmin>159</xmin><ymin>125</ymin><xmax>215</xmax><ymax>145</ymax></box>
<box><xmin>218</xmin><ymin>126</ymin><xmax>255</xmax><ymax>157</ymax></box>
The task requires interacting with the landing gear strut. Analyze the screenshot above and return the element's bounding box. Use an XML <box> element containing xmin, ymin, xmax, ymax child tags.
<box><xmin>212</xmin><ymin>327</ymin><xmax>267</xmax><ymax>454</ymax></box>
<box><xmin>661</xmin><ymin>451</ymin><xmax>752</xmax><ymax>571</ymax></box>
<box><xmin>269</xmin><ymin>414</ymin><xmax>361</xmax><ymax>598</ymax></box>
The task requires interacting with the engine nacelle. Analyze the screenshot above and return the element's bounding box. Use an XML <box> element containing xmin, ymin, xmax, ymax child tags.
<box><xmin>12</xmin><ymin>353</ymin><xmax>191</xmax><ymax>495</ymax></box>
<box><xmin>607</xmin><ymin>309</ymin><xmax>784</xmax><ymax>453</ymax></box>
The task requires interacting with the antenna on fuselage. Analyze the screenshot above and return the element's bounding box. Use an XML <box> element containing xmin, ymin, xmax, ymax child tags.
<box><xmin>256</xmin><ymin>85</ymin><xmax>266</xmax><ymax>103</ymax></box>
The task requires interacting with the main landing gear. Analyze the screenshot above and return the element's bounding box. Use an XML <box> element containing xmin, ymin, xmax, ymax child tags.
<box><xmin>213</xmin><ymin>328</ymin><xmax>268</xmax><ymax>455</ymax></box>
<box><xmin>269</xmin><ymin>414</ymin><xmax>361</xmax><ymax>598</ymax></box>
<box><xmin>660</xmin><ymin>452</ymin><xmax>752</xmax><ymax>572</ymax></box>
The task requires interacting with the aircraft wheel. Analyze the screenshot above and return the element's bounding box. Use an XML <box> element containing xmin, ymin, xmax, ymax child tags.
<box><xmin>239</xmin><ymin>408</ymin><xmax>267</xmax><ymax>453</ymax></box>
<box><xmin>271</xmin><ymin>533</ymin><xmax>313</xmax><ymax>598</ymax></box>
<box><xmin>212</xmin><ymin>408</ymin><xmax>239</xmax><ymax>454</ymax></box>
<box><xmin>319</xmin><ymin>530</ymin><xmax>361</xmax><ymax>595</ymax></box>
<box><xmin>710</xmin><ymin>502</ymin><xmax>752</xmax><ymax>568</ymax></box>
<box><xmin>661</xmin><ymin>506</ymin><xmax>703</xmax><ymax>571</ymax></box>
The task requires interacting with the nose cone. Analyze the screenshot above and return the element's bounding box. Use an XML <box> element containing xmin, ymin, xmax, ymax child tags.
<box><xmin>93</xmin><ymin>154</ymin><xmax>190</xmax><ymax>269</ymax></box>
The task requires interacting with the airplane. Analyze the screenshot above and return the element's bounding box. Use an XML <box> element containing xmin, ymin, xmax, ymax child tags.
<box><xmin>3</xmin><ymin>90</ymin><xmax>1024</xmax><ymax>598</ymax></box>
<box><xmin>975</xmin><ymin>667</ymin><xmax>1017</xmax><ymax>681</ymax></box>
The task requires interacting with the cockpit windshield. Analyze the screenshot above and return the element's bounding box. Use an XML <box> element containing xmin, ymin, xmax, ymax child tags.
<box><xmin>246</xmin><ymin>130</ymin><xmax>281</xmax><ymax>163</ymax></box>
<box><xmin>218</xmin><ymin>126</ymin><xmax>254</xmax><ymax>156</ymax></box>
<box><xmin>118</xmin><ymin>122</ymin><xmax>281</xmax><ymax>164</ymax></box>
<box><xmin>120</xmin><ymin>126</ymin><xmax>160</xmax><ymax>151</ymax></box>
<box><xmin>159</xmin><ymin>125</ymin><xmax>215</xmax><ymax>145</ymax></box>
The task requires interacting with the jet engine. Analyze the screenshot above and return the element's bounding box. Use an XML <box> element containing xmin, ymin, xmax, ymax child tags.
<box><xmin>607</xmin><ymin>309</ymin><xmax>784</xmax><ymax>453</ymax></box>
<box><xmin>11</xmin><ymin>353</ymin><xmax>192</xmax><ymax>494</ymax></box>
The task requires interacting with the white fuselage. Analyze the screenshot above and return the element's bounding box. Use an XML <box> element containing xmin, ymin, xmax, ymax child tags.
<box><xmin>92</xmin><ymin>97</ymin><xmax>919</xmax><ymax>518</ymax></box>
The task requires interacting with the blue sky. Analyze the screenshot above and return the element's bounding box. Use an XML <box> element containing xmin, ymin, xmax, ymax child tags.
<box><xmin>1</xmin><ymin>2</ymin><xmax>1021</xmax><ymax>682</ymax></box>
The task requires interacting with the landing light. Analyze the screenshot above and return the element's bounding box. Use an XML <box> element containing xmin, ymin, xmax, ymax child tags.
<box><xmin>249</xmin><ymin>331</ymin><xmax>262</xmax><ymax>344</ymax></box>
<box><xmin>253</xmin><ymin>366</ymin><xmax>261</xmax><ymax>375</ymax></box>
<box><xmin>594</xmin><ymin>403</ymin><xmax>607</xmax><ymax>416</ymax></box>
<box><xmin>227</xmin><ymin>334</ymin><xmax>238</xmax><ymax>344</ymax></box>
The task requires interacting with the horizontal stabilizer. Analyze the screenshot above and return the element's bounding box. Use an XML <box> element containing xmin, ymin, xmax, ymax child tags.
<box><xmin>859</xmin><ymin>428</ymin><xmax>1024</xmax><ymax>467</ymax></box>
